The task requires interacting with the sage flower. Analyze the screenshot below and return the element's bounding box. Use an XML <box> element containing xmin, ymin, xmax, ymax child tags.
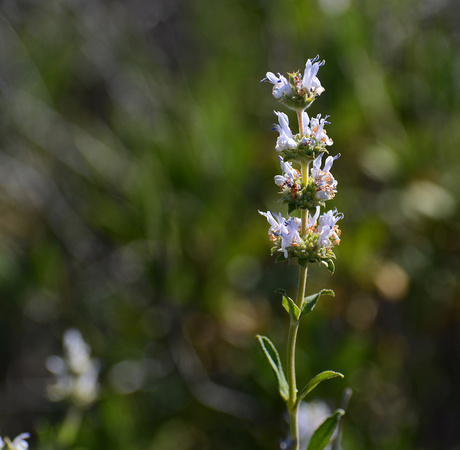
<box><xmin>311</xmin><ymin>153</ymin><xmax>340</xmax><ymax>201</ymax></box>
<box><xmin>264</xmin><ymin>72</ymin><xmax>292</xmax><ymax>99</ymax></box>
<box><xmin>302</xmin><ymin>57</ymin><xmax>325</xmax><ymax>96</ymax></box>
<box><xmin>309</xmin><ymin>114</ymin><xmax>333</xmax><ymax>146</ymax></box>
<box><xmin>259</xmin><ymin>211</ymin><xmax>301</xmax><ymax>258</ymax></box>
<box><xmin>263</xmin><ymin>56</ymin><xmax>326</xmax><ymax>112</ymax></box>
<box><xmin>0</xmin><ymin>433</ymin><xmax>30</xmax><ymax>450</ymax></box>
<box><xmin>317</xmin><ymin>208</ymin><xmax>343</xmax><ymax>248</ymax></box>
<box><xmin>274</xmin><ymin>111</ymin><xmax>297</xmax><ymax>152</ymax></box>
<box><xmin>274</xmin><ymin>156</ymin><xmax>300</xmax><ymax>189</ymax></box>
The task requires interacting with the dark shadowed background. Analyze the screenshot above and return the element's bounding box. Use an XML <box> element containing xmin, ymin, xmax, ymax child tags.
<box><xmin>1</xmin><ymin>0</ymin><xmax>460</xmax><ymax>448</ymax></box>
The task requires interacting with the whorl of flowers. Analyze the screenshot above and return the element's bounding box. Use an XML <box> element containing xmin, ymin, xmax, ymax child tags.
<box><xmin>260</xmin><ymin>207</ymin><xmax>342</xmax><ymax>271</ymax></box>
<box><xmin>273</xmin><ymin>111</ymin><xmax>333</xmax><ymax>161</ymax></box>
<box><xmin>260</xmin><ymin>57</ymin><xmax>342</xmax><ymax>272</ymax></box>
<box><xmin>46</xmin><ymin>329</ymin><xmax>100</xmax><ymax>409</ymax></box>
<box><xmin>263</xmin><ymin>56</ymin><xmax>325</xmax><ymax>111</ymax></box>
<box><xmin>276</xmin><ymin>153</ymin><xmax>340</xmax><ymax>213</ymax></box>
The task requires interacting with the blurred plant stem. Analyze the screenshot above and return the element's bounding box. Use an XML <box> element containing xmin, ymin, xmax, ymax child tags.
<box><xmin>56</xmin><ymin>406</ymin><xmax>82</xmax><ymax>448</ymax></box>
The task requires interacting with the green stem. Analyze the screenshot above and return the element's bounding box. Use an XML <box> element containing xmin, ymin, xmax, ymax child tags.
<box><xmin>287</xmin><ymin>264</ymin><xmax>308</xmax><ymax>449</ymax></box>
<box><xmin>287</xmin><ymin>115</ymin><xmax>310</xmax><ymax>448</ymax></box>
<box><xmin>57</xmin><ymin>406</ymin><xmax>83</xmax><ymax>448</ymax></box>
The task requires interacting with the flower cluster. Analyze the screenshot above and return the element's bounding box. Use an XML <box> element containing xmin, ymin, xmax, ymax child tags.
<box><xmin>260</xmin><ymin>207</ymin><xmax>342</xmax><ymax>269</ymax></box>
<box><xmin>260</xmin><ymin>57</ymin><xmax>342</xmax><ymax>271</ymax></box>
<box><xmin>273</xmin><ymin>111</ymin><xmax>333</xmax><ymax>161</ymax></box>
<box><xmin>0</xmin><ymin>434</ymin><xmax>30</xmax><ymax>450</ymax></box>
<box><xmin>46</xmin><ymin>329</ymin><xmax>100</xmax><ymax>409</ymax></box>
<box><xmin>276</xmin><ymin>153</ymin><xmax>340</xmax><ymax>213</ymax></box>
<box><xmin>263</xmin><ymin>56</ymin><xmax>325</xmax><ymax>111</ymax></box>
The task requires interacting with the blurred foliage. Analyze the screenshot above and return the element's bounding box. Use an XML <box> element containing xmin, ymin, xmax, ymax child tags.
<box><xmin>0</xmin><ymin>0</ymin><xmax>459</xmax><ymax>448</ymax></box>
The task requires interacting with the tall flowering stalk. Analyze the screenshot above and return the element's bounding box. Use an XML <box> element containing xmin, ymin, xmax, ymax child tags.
<box><xmin>258</xmin><ymin>57</ymin><xmax>346</xmax><ymax>450</ymax></box>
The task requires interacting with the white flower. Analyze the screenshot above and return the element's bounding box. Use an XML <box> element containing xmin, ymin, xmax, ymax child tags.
<box><xmin>317</xmin><ymin>208</ymin><xmax>343</xmax><ymax>248</ymax></box>
<box><xmin>274</xmin><ymin>156</ymin><xmax>300</xmax><ymax>188</ymax></box>
<box><xmin>263</xmin><ymin>72</ymin><xmax>292</xmax><ymax>98</ymax></box>
<box><xmin>46</xmin><ymin>329</ymin><xmax>100</xmax><ymax>408</ymax></box>
<box><xmin>0</xmin><ymin>433</ymin><xmax>30</xmax><ymax>450</ymax></box>
<box><xmin>302</xmin><ymin>56</ymin><xmax>325</xmax><ymax>96</ymax></box>
<box><xmin>259</xmin><ymin>210</ymin><xmax>285</xmax><ymax>236</ymax></box>
<box><xmin>274</xmin><ymin>111</ymin><xmax>297</xmax><ymax>151</ymax></box>
<box><xmin>311</xmin><ymin>153</ymin><xmax>340</xmax><ymax>201</ymax></box>
<box><xmin>279</xmin><ymin>217</ymin><xmax>302</xmax><ymax>257</ymax></box>
<box><xmin>259</xmin><ymin>211</ymin><xmax>301</xmax><ymax>258</ymax></box>
<box><xmin>309</xmin><ymin>114</ymin><xmax>333</xmax><ymax>146</ymax></box>
<box><xmin>308</xmin><ymin>206</ymin><xmax>321</xmax><ymax>229</ymax></box>
<box><xmin>300</xmin><ymin>111</ymin><xmax>311</xmax><ymax>137</ymax></box>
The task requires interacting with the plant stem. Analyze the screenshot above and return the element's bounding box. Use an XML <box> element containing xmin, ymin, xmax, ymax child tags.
<box><xmin>287</xmin><ymin>317</ymin><xmax>300</xmax><ymax>446</ymax></box>
<box><xmin>287</xmin><ymin>112</ymin><xmax>310</xmax><ymax>449</ymax></box>
<box><xmin>57</xmin><ymin>406</ymin><xmax>82</xmax><ymax>447</ymax></box>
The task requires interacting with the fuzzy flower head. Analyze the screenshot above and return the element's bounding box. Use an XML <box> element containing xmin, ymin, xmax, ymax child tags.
<box><xmin>273</xmin><ymin>111</ymin><xmax>333</xmax><ymax>162</ymax></box>
<box><xmin>262</xmin><ymin>56</ymin><xmax>325</xmax><ymax>111</ymax></box>
<box><xmin>46</xmin><ymin>329</ymin><xmax>100</xmax><ymax>409</ymax></box>
<box><xmin>0</xmin><ymin>433</ymin><xmax>30</xmax><ymax>450</ymax></box>
<box><xmin>277</xmin><ymin>152</ymin><xmax>340</xmax><ymax>212</ymax></box>
<box><xmin>260</xmin><ymin>207</ymin><xmax>342</xmax><ymax>271</ymax></box>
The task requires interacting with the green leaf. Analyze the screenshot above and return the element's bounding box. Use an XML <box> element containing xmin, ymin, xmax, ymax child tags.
<box><xmin>297</xmin><ymin>370</ymin><xmax>344</xmax><ymax>403</ymax></box>
<box><xmin>275</xmin><ymin>253</ymin><xmax>287</xmax><ymax>263</ymax></box>
<box><xmin>331</xmin><ymin>388</ymin><xmax>353</xmax><ymax>450</ymax></box>
<box><xmin>256</xmin><ymin>335</ymin><xmax>289</xmax><ymax>402</ymax></box>
<box><xmin>322</xmin><ymin>259</ymin><xmax>335</xmax><ymax>274</ymax></box>
<box><xmin>288</xmin><ymin>203</ymin><xmax>297</xmax><ymax>214</ymax></box>
<box><xmin>301</xmin><ymin>289</ymin><xmax>335</xmax><ymax>316</ymax></box>
<box><xmin>307</xmin><ymin>409</ymin><xmax>345</xmax><ymax>450</ymax></box>
<box><xmin>276</xmin><ymin>289</ymin><xmax>301</xmax><ymax>320</ymax></box>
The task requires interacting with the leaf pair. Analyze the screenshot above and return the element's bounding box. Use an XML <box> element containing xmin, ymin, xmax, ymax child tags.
<box><xmin>277</xmin><ymin>288</ymin><xmax>335</xmax><ymax>320</ymax></box>
<box><xmin>257</xmin><ymin>335</ymin><xmax>344</xmax><ymax>406</ymax></box>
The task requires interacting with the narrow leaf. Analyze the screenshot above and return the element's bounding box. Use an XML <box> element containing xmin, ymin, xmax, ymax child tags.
<box><xmin>276</xmin><ymin>289</ymin><xmax>301</xmax><ymax>320</ymax></box>
<box><xmin>256</xmin><ymin>335</ymin><xmax>289</xmax><ymax>402</ymax></box>
<box><xmin>331</xmin><ymin>388</ymin><xmax>353</xmax><ymax>450</ymax></box>
<box><xmin>307</xmin><ymin>409</ymin><xmax>345</xmax><ymax>450</ymax></box>
<box><xmin>297</xmin><ymin>370</ymin><xmax>344</xmax><ymax>404</ymax></box>
<box><xmin>322</xmin><ymin>259</ymin><xmax>335</xmax><ymax>274</ymax></box>
<box><xmin>301</xmin><ymin>289</ymin><xmax>335</xmax><ymax>316</ymax></box>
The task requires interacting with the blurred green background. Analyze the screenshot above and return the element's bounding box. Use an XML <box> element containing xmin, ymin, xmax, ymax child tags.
<box><xmin>0</xmin><ymin>0</ymin><xmax>459</xmax><ymax>448</ymax></box>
